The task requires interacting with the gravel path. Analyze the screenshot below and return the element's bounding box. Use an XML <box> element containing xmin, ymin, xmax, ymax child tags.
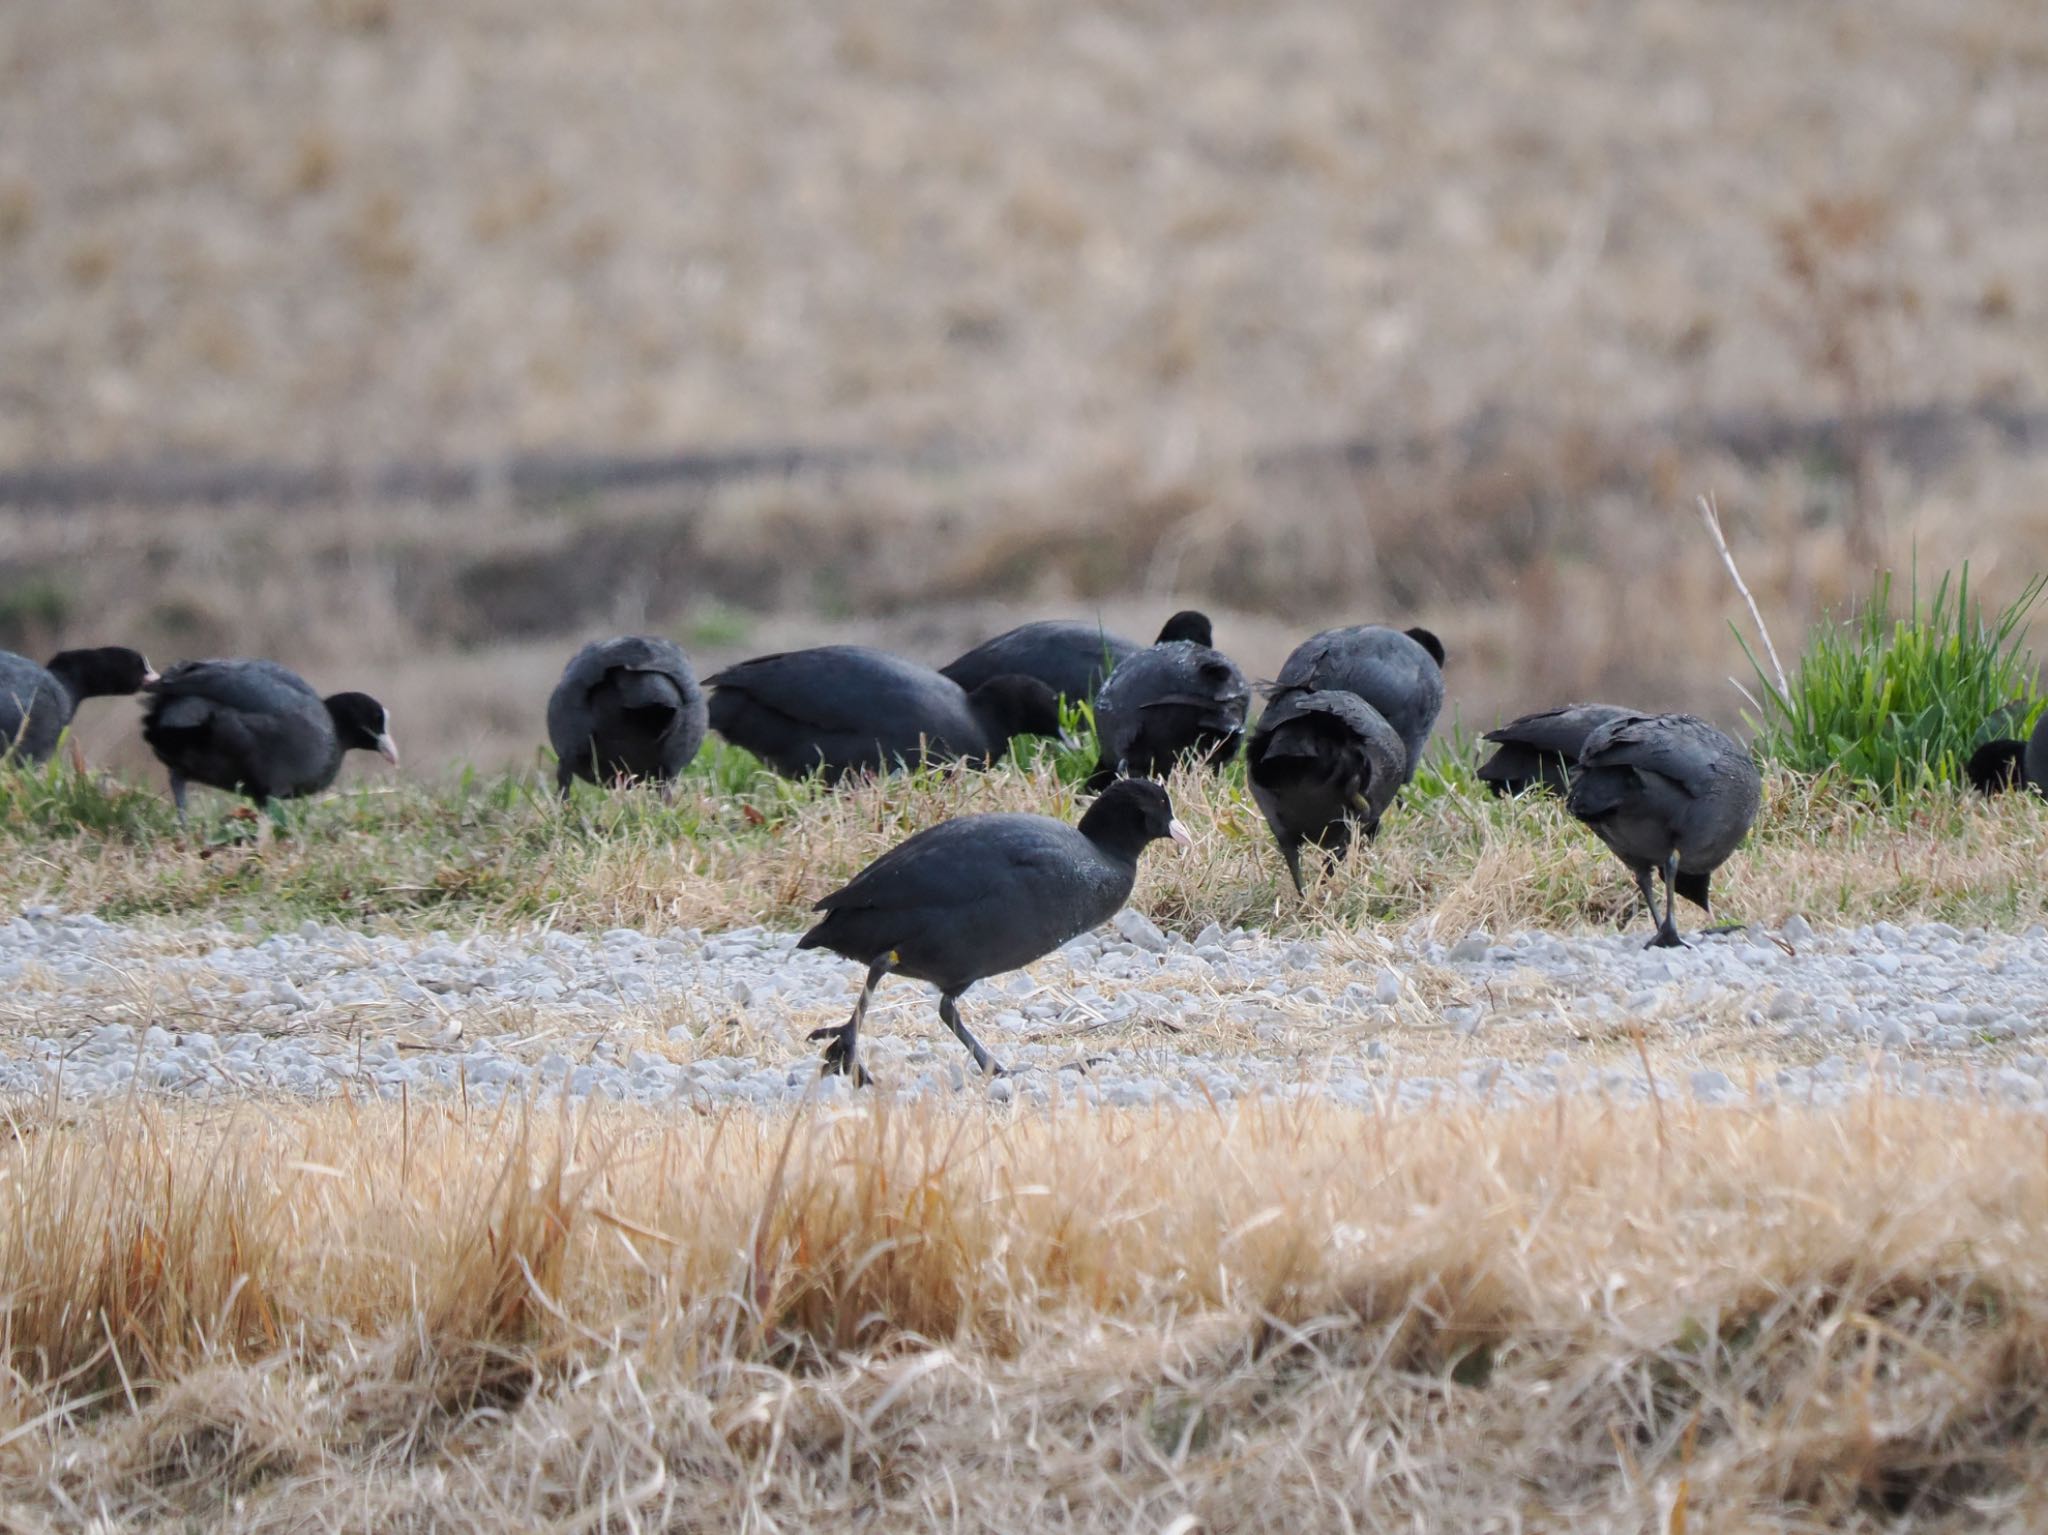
<box><xmin>4</xmin><ymin>906</ymin><xmax>2047</xmax><ymax>1111</ymax></box>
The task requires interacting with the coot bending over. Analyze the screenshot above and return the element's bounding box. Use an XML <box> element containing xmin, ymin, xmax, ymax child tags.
<box><xmin>1086</xmin><ymin>613</ymin><xmax>1249</xmax><ymax>789</ymax></box>
<box><xmin>797</xmin><ymin>778</ymin><xmax>1190</xmax><ymax>1082</ymax></box>
<box><xmin>1268</xmin><ymin>625</ymin><xmax>1444</xmax><ymax>785</ymax></box>
<box><xmin>1966</xmin><ymin>703</ymin><xmax>2047</xmax><ymax>798</ymax></box>
<box><xmin>939</xmin><ymin>619</ymin><xmax>1138</xmax><ymax>704</ymax></box>
<box><xmin>1564</xmin><ymin>712</ymin><xmax>1760</xmax><ymax>948</ymax></box>
<box><xmin>1478</xmin><ymin>702</ymin><xmax>1634</xmax><ymax>797</ymax></box>
<box><xmin>142</xmin><ymin>659</ymin><xmax>398</xmax><ymax>816</ymax></box>
<box><xmin>547</xmin><ymin>636</ymin><xmax>708</xmax><ymax>794</ymax></box>
<box><xmin>707</xmin><ymin>645</ymin><xmax>1062</xmax><ymax>783</ymax></box>
<box><xmin>1247</xmin><ymin>688</ymin><xmax>1405</xmax><ymax>893</ymax></box>
<box><xmin>0</xmin><ymin>646</ymin><xmax>157</xmax><ymax>763</ymax></box>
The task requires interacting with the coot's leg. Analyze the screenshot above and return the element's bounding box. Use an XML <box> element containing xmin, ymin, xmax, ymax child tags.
<box><xmin>169</xmin><ymin>772</ymin><xmax>188</xmax><ymax>824</ymax></box>
<box><xmin>1630</xmin><ymin>863</ymin><xmax>1659</xmax><ymax>935</ymax></box>
<box><xmin>809</xmin><ymin>955</ymin><xmax>888</xmax><ymax>1086</ymax></box>
<box><xmin>1645</xmin><ymin>853</ymin><xmax>1689</xmax><ymax>949</ymax></box>
<box><xmin>937</xmin><ymin>991</ymin><xmax>1007</xmax><ymax>1077</ymax></box>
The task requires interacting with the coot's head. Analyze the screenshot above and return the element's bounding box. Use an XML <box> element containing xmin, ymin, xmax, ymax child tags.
<box><xmin>1078</xmin><ymin>777</ymin><xmax>1192</xmax><ymax>861</ymax></box>
<box><xmin>967</xmin><ymin>675</ymin><xmax>1065</xmax><ymax>752</ymax></box>
<box><xmin>325</xmin><ymin>692</ymin><xmax>400</xmax><ymax>765</ymax></box>
<box><xmin>1403</xmin><ymin>627</ymin><xmax>1446</xmax><ymax>667</ymax></box>
<box><xmin>1965</xmin><ymin>738</ymin><xmax>2027</xmax><ymax>796</ymax></box>
<box><xmin>1155</xmin><ymin>610</ymin><xmax>1213</xmax><ymax>647</ymax></box>
<box><xmin>45</xmin><ymin>646</ymin><xmax>158</xmax><ymax>700</ymax></box>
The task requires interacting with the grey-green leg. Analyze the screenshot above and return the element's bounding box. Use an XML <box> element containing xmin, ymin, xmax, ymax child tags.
<box><xmin>1645</xmin><ymin>853</ymin><xmax>1689</xmax><ymax>949</ymax></box>
<box><xmin>809</xmin><ymin>956</ymin><xmax>889</xmax><ymax>1086</ymax></box>
<box><xmin>938</xmin><ymin>992</ymin><xmax>1007</xmax><ymax>1077</ymax></box>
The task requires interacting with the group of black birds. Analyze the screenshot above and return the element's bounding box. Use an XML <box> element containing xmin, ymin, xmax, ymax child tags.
<box><xmin>5</xmin><ymin>614</ymin><xmax>1788</xmax><ymax>1082</ymax></box>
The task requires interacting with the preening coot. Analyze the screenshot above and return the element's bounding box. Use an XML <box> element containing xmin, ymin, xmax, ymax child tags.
<box><xmin>1266</xmin><ymin>625</ymin><xmax>1444</xmax><ymax>786</ymax></box>
<box><xmin>1478</xmin><ymin>702</ymin><xmax>1635</xmax><ymax>797</ymax></box>
<box><xmin>141</xmin><ymin>659</ymin><xmax>398</xmax><ymax>816</ymax></box>
<box><xmin>547</xmin><ymin>636</ymin><xmax>707</xmax><ymax>794</ymax></box>
<box><xmin>797</xmin><ymin>778</ymin><xmax>1191</xmax><ymax>1082</ymax></box>
<box><xmin>939</xmin><ymin>619</ymin><xmax>1138</xmax><ymax>704</ymax></box>
<box><xmin>1564</xmin><ymin>712</ymin><xmax>1761</xmax><ymax>948</ymax></box>
<box><xmin>706</xmin><ymin>645</ymin><xmax>1062</xmax><ymax>782</ymax></box>
<box><xmin>1246</xmin><ymin>687</ymin><xmax>1406</xmax><ymax>893</ymax></box>
<box><xmin>0</xmin><ymin>646</ymin><xmax>157</xmax><ymax>763</ymax></box>
<box><xmin>1086</xmin><ymin>612</ymin><xmax>1249</xmax><ymax>789</ymax></box>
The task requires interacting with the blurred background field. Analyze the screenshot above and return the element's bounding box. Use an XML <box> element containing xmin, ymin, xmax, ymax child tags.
<box><xmin>5</xmin><ymin>0</ymin><xmax>2048</xmax><ymax>774</ymax></box>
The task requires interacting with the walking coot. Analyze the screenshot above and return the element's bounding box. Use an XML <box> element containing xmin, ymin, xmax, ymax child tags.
<box><xmin>0</xmin><ymin>646</ymin><xmax>157</xmax><ymax>763</ymax></box>
<box><xmin>547</xmin><ymin>636</ymin><xmax>708</xmax><ymax>794</ymax></box>
<box><xmin>1085</xmin><ymin>612</ymin><xmax>1249</xmax><ymax>789</ymax></box>
<box><xmin>1266</xmin><ymin>625</ymin><xmax>1444</xmax><ymax>786</ymax></box>
<box><xmin>1246</xmin><ymin>687</ymin><xmax>1406</xmax><ymax>893</ymax></box>
<box><xmin>141</xmin><ymin>659</ymin><xmax>397</xmax><ymax>816</ymax></box>
<box><xmin>939</xmin><ymin>619</ymin><xmax>1138</xmax><ymax>704</ymax></box>
<box><xmin>797</xmin><ymin>778</ymin><xmax>1190</xmax><ymax>1082</ymax></box>
<box><xmin>706</xmin><ymin>645</ymin><xmax>1062</xmax><ymax>782</ymax></box>
<box><xmin>1478</xmin><ymin>702</ymin><xmax>1635</xmax><ymax>797</ymax></box>
<box><xmin>1564</xmin><ymin>712</ymin><xmax>1761</xmax><ymax>948</ymax></box>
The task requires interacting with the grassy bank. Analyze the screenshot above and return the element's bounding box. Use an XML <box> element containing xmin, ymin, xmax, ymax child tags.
<box><xmin>2</xmin><ymin>1096</ymin><xmax>2047</xmax><ymax>1530</ymax></box>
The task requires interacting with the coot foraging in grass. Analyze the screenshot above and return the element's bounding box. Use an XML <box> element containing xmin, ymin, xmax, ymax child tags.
<box><xmin>546</xmin><ymin>636</ymin><xmax>708</xmax><ymax>794</ymax></box>
<box><xmin>939</xmin><ymin>619</ymin><xmax>1138</xmax><ymax>704</ymax></box>
<box><xmin>1478</xmin><ymin>703</ymin><xmax>1635</xmax><ymax>797</ymax></box>
<box><xmin>1085</xmin><ymin>613</ymin><xmax>1249</xmax><ymax>789</ymax></box>
<box><xmin>1267</xmin><ymin>625</ymin><xmax>1444</xmax><ymax>786</ymax></box>
<box><xmin>1247</xmin><ymin>687</ymin><xmax>1406</xmax><ymax>893</ymax></box>
<box><xmin>706</xmin><ymin>645</ymin><xmax>1063</xmax><ymax>783</ymax></box>
<box><xmin>1965</xmin><ymin>702</ymin><xmax>2045</xmax><ymax>797</ymax></box>
<box><xmin>0</xmin><ymin>646</ymin><xmax>157</xmax><ymax>763</ymax></box>
<box><xmin>797</xmin><ymin>777</ymin><xmax>1190</xmax><ymax>1082</ymax></box>
<box><xmin>142</xmin><ymin>659</ymin><xmax>397</xmax><ymax>817</ymax></box>
<box><xmin>1564</xmin><ymin>712</ymin><xmax>1761</xmax><ymax>948</ymax></box>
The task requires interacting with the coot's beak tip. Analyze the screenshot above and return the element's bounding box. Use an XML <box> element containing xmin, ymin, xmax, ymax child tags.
<box><xmin>1168</xmin><ymin>817</ymin><xmax>1192</xmax><ymax>853</ymax></box>
<box><xmin>377</xmin><ymin>733</ymin><xmax>401</xmax><ymax>767</ymax></box>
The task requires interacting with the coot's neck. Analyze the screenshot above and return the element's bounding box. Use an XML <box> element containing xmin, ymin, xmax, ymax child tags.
<box><xmin>44</xmin><ymin>649</ymin><xmax>129</xmax><ymax>702</ymax></box>
<box><xmin>1077</xmin><ymin>798</ymin><xmax>1154</xmax><ymax>865</ymax></box>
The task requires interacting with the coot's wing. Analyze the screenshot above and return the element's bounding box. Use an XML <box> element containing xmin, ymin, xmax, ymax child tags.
<box><xmin>152</xmin><ymin>659</ymin><xmax>319</xmax><ymax>715</ymax></box>
<box><xmin>1483</xmin><ymin>704</ymin><xmax>1622</xmax><ymax>753</ymax></box>
<box><xmin>1575</xmin><ymin>715</ymin><xmax>1719</xmax><ymax>798</ymax></box>
<box><xmin>812</xmin><ymin>814</ymin><xmax>1070</xmax><ymax>914</ymax></box>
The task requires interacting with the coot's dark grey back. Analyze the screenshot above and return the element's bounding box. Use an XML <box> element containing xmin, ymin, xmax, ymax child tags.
<box><xmin>547</xmin><ymin>635</ymin><xmax>708</xmax><ymax>787</ymax></box>
<box><xmin>2027</xmin><ymin>711</ymin><xmax>2048</xmax><ymax>794</ymax></box>
<box><xmin>1478</xmin><ymin>702</ymin><xmax>1633</xmax><ymax>795</ymax></box>
<box><xmin>1247</xmin><ymin>687</ymin><xmax>1406</xmax><ymax>889</ymax></box>
<box><xmin>706</xmin><ymin>645</ymin><xmax>988</xmax><ymax>779</ymax></box>
<box><xmin>940</xmin><ymin>620</ymin><xmax>1137</xmax><ymax>703</ymax></box>
<box><xmin>1272</xmin><ymin>626</ymin><xmax>1443</xmax><ymax>780</ymax></box>
<box><xmin>1568</xmin><ymin>712</ymin><xmax>1760</xmax><ymax>873</ymax></box>
<box><xmin>1092</xmin><ymin>640</ymin><xmax>1250</xmax><ymax>780</ymax></box>
<box><xmin>0</xmin><ymin>652</ymin><xmax>68</xmax><ymax>762</ymax></box>
<box><xmin>802</xmin><ymin>811</ymin><xmax>1135</xmax><ymax>988</ymax></box>
<box><xmin>143</xmin><ymin>659</ymin><xmax>341</xmax><ymax>801</ymax></box>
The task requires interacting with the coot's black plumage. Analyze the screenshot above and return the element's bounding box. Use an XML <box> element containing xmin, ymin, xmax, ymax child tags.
<box><xmin>1247</xmin><ymin>688</ymin><xmax>1405</xmax><ymax>893</ymax></box>
<box><xmin>1267</xmin><ymin>625</ymin><xmax>1444</xmax><ymax>786</ymax></box>
<box><xmin>547</xmin><ymin>636</ymin><xmax>708</xmax><ymax>794</ymax></box>
<box><xmin>1965</xmin><ymin>703</ymin><xmax>2047</xmax><ymax>798</ymax></box>
<box><xmin>939</xmin><ymin>620</ymin><xmax>1138</xmax><ymax>704</ymax></box>
<box><xmin>1564</xmin><ymin>712</ymin><xmax>1761</xmax><ymax>948</ymax></box>
<box><xmin>0</xmin><ymin>646</ymin><xmax>157</xmax><ymax>763</ymax></box>
<box><xmin>1086</xmin><ymin>612</ymin><xmax>1249</xmax><ymax>789</ymax></box>
<box><xmin>141</xmin><ymin>659</ymin><xmax>398</xmax><ymax>816</ymax></box>
<box><xmin>1478</xmin><ymin>702</ymin><xmax>1634</xmax><ymax>797</ymax></box>
<box><xmin>705</xmin><ymin>645</ymin><xmax>1062</xmax><ymax>783</ymax></box>
<box><xmin>797</xmin><ymin>778</ymin><xmax>1190</xmax><ymax>1081</ymax></box>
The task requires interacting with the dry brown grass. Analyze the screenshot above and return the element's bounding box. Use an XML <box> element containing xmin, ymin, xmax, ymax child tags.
<box><xmin>4</xmin><ymin>1095</ymin><xmax>2048</xmax><ymax>1528</ymax></box>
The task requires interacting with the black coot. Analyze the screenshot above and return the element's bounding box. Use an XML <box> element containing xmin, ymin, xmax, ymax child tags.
<box><xmin>1086</xmin><ymin>612</ymin><xmax>1249</xmax><ymax>789</ymax></box>
<box><xmin>1247</xmin><ymin>688</ymin><xmax>1405</xmax><ymax>893</ymax></box>
<box><xmin>706</xmin><ymin>645</ymin><xmax>1062</xmax><ymax>782</ymax></box>
<box><xmin>1965</xmin><ymin>702</ymin><xmax>2046</xmax><ymax>797</ymax></box>
<box><xmin>1478</xmin><ymin>703</ymin><xmax>1634</xmax><ymax>797</ymax></box>
<box><xmin>1564</xmin><ymin>712</ymin><xmax>1761</xmax><ymax>948</ymax></box>
<box><xmin>797</xmin><ymin>778</ymin><xmax>1191</xmax><ymax>1082</ymax></box>
<box><xmin>546</xmin><ymin>636</ymin><xmax>708</xmax><ymax>794</ymax></box>
<box><xmin>141</xmin><ymin>659</ymin><xmax>398</xmax><ymax>816</ymax></box>
<box><xmin>1267</xmin><ymin>625</ymin><xmax>1444</xmax><ymax>785</ymax></box>
<box><xmin>939</xmin><ymin>619</ymin><xmax>1138</xmax><ymax>704</ymax></box>
<box><xmin>0</xmin><ymin>646</ymin><xmax>157</xmax><ymax>763</ymax></box>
